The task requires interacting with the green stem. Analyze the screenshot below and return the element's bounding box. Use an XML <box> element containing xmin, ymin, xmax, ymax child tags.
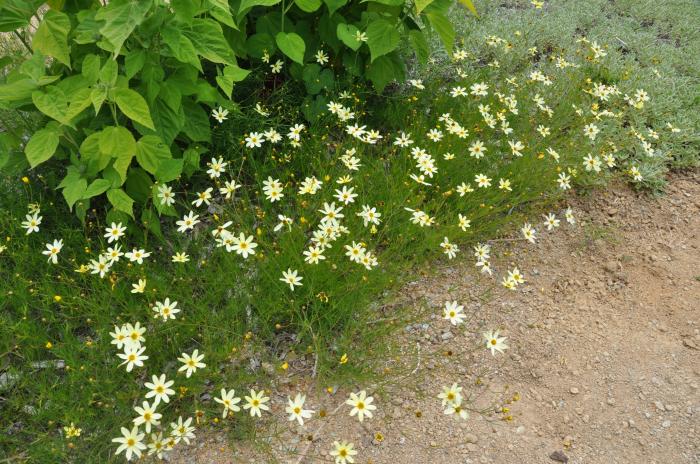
<box><xmin>109</xmin><ymin>102</ymin><xmax>119</xmax><ymax>126</ymax></box>
<box><xmin>13</xmin><ymin>30</ymin><xmax>32</xmax><ymax>54</ymax></box>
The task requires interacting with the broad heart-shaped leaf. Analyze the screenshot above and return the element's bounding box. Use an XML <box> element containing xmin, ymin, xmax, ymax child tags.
<box><xmin>181</xmin><ymin>100</ymin><xmax>211</xmax><ymax>142</ymax></box>
<box><xmin>32</xmin><ymin>10</ymin><xmax>71</xmax><ymax>68</ymax></box>
<box><xmin>408</xmin><ymin>29</ymin><xmax>429</xmax><ymax>65</ymax></box>
<box><xmin>323</xmin><ymin>0</ymin><xmax>347</xmax><ymax>16</ymax></box>
<box><xmin>63</xmin><ymin>177</ymin><xmax>88</xmax><ymax>211</ymax></box>
<box><xmin>106</xmin><ymin>188</ymin><xmax>135</xmax><ymax>218</ymax></box>
<box><xmin>155</xmin><ymin>157</ymin><xmax>183</xmax><ymax>183</ymax></box>
<box><xmin>25</xmin><ymin>123</ymin><xmax>61</xmax><ymax>168</ymax></box>
<box><xmin>113</xmin><ymin>88</ymin><xmax>155</xmax><ymax>130</ymax></box>
<box><xmin>95</xmin><ymin>0</ymin><xmax>153</xmax><ymax>57</ymax></box>
<box><xmin>238</xmin><ymin>0</ymin><xmax>281</xmax><ymax>15</ymax></box>
<box><xmin>414</xmin><ymin>0</ymin><xmax>433</xmax><ymax>14</ymax></box>
<box><xmin>135</xmin><ymin>135</ymin><xmax>171</xmax><ymax>174</ymax></box>
<box><xmin>295</xmin><ymin>0</ymin><xmax>321</xmax><ymax>12</ymax></box>
<box><xmin>425</xmin><ymin>11</ymin><xmax>454</xmax><ymax>55</ymax></box>
<box><xmin>82</xmin><ymin>179</ymin><xmax>112</xmax><ymax>199</ymax></box>
<box><xmin>366</xmin><ymin>53</ymin><xmax>405</xmax><ymax>92</ymax></box>
<box><xmin>366</xmin><ymin>19</ymin><xmax>400</xmax><ymax>62</ymax></box>
<box><xmin>185</xmin><ymin>18</ymin><xmax>237</xmax><ymax>66</ymax></box>
<box><xmin>141</xmin><ymin>206</ymin><xmax>163</xmax><ymax>238</ymax></box>
<box><xmin>216</xmin><ymin>64</ymin><xmax>251</xmax><ymax>97</ymax></box>
<box><xmin>275</xmin><ymin>32</ymin><xmax>306</xmax><ymax>64</ymax></box>
<box><xmin>458</xmin><ymin>0</ymin><xmax>478</xmax><ymax>17</ymax></box>
<box><xmin>207</xmin><ymin>0</ymin><xmax>237</xmax><ymax>29</ymax></box>
<box><xmin>336</xmin><ymin>23</ymin><xmax>361</xmax><ymax>51</ymax></box>
<box><xmin>99</xmin><ymin>125</ymin><xmax>136</xmax><ymax>166</ymax></box>
<box><xmin>162</xmin><ymin>24</ymin><xmax>202</xmax><ymax>71</ymax></box>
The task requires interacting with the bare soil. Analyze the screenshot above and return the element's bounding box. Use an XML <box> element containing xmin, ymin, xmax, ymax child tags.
<box><xmin>171</xmin><ymin>171</ymin><xmax>699</xmax><ymax>464</ymax></box>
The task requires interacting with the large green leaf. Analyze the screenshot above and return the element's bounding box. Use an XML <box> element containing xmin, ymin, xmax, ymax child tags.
<box><xmin>95</xmin><ymin>0</ymin><xmax>153</xmax><ymax>56</ymax></box>
<box><xmin>207</xmin><ymin>0</ymin><xmax>236</xmax><ymax>28</ymax></box>
<box><xmin>99</xmin><ymin>126</ymin><xmax>136</xmax><ymax>180</ymax></box>
<box><xmin>295</xmin><ymin>0</ymin><xmax>321</xmax><ymax>12</ymax></box>
<box><xmin>425</xmin><ymin>11</ymin><xmax>454</xmax><ymax>54</ymax></box>
<box><xmin>0</xmin><ymin>0</ymin><xmax>37</xmax><ymax>32</ymax></box>
<box><xmin>25</xmin><ymin>123</ymin><xmax>60</xmax><ymax>168</ymax></box>
<box><xmin>366</xmin><ymin>53</ymin><xmax>404</xmax><ymax>92</ymax></box>
<box><xmin>113</xmin><ymin>88</ymin><xmax>155</xmax><ymax>130</ymax></box>
<box><xmin>458</xmin><ymin>0</ymin><xmax>478</xmax><ymax>17</ymax></box>
<box><xmin>336</xmin><ymin>23</ymin><xmax>361</xmax><ymax>51</ymax></box>
<box><xmin>181</xmin><ymin>100</ymin><xmax>211</xmax><ymax>143</ymax></box>
<box><xmin>63</xmin><ymin>177</ymin><xmax>88</xmax><ymax>211</ymax></box>
<box><xmin>32</xmin><ymin>10</ymin><xmax>71</xmax><ymax>67</ymax></box>
<box><xmin>414</xmin><ymin>0</ymin><xmax>433</xmax><ymax>13</ymax></box>
<box><xmin>106</xmin><ymin>188</ymin><xmax>135</xmax><ymax>218</ymax></box>
<box><xmin>185</xmin><ymin>18</ymin><xmax>237</xmax><ymax>66</ymax></box>
<box><xmin>149</xmin><ymin>97</ymin><xmax>185</xmax><ymax>145</ymax></box>
<box><xmin>215</xmin><ymin>64</ymin><xmax>251</xmax><ymax>97</ymax></box>
<box><xmin>323</xmin><ymin>0</ymin><xmax>347</xmax><ymax>15</ymax></box>
<box><xmin>135</xmin><ymin>135</ymin><xmax>170</xmax><ymax>174</ymax></box>
<box><xmin>82</xmin><ymin>179</ymin><xmax>112</xmax><ymax>199</ymax></box>
<box><xmin>276</xmin><ymin>32</ymin><xmax>305</xmax><ymax>64</ymax></box>
<box><xmin>162</xmin><ymin>24</ymin><xmax>202</xmax><ymax>71</ymax></box>
<box><xmin>155</xmin><ymin>157</ymin><xmax>183</xmax><ymax>183</ymax></box>
<box><xmin>366</xmin><ymin>19</ymin><xmax>400</xmax><ymax>62</ymax></box>
<box><xmin>408</xmin><ymin>29</ymin><xmax>429</xmax><ymax>65</ymax></box>
<box><xmin>238</xmin><ymin>0</ymin><xmax>281</xmax><ymax>15</ymax></box>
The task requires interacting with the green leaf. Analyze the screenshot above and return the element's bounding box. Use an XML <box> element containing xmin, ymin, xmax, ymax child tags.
<box><xmin>32</xmin><ymin>10</ymin><xmax>71</xmax><ymax>67</ymax></box>
<box><xmin>414</xmin><ymin>0</ymin><xmax>433</xmax><ymax>13</ymax></box>
<box><xmin>63</xmin><ymin>177</ymin><xmax>88</xmax><ymax>210</ymax></box>
<box><xmin>99</xmin><ymin>126</ymin><xmax>136</xmax><ymax>159</ymax></box>
<box><xmin>95</xmin><ymin>0</ymin><xmax>153</xmax><ymax>56</ymax></box>
<box><xmin>141</xmin><ymin>206</ymin><xmax>163</xmax><ymax>238</ymax></box>
<box><xmin>135</xmin><ymin>135</ymin><xmax>171</xmax><ymax>174</ymax></box>
<box><xmin>323</xmin><ymin>0</ymin><xmax>347</xmax><ymax>15</ymax></box>
<box><xmin>215</xmin><ymin>64</ymin><xmax>251</xmax><ymax>97</ymax></box>
<box><xmin>238</xmin><ymin>0</ymin><xmax>281</xmax><ymax>15</ymax></box>
<box><xmin>99</xmin><ymin>59</ymin><xmax>118</xmax><ymax>85</ymax></box>
<box><xmin>366</xmin><ymin>53</ymin><xmax>404</xmax><ymax>92</ymax></box>
<box><xmin>367</xmin><ymin>0</ymin><xmax>404</xmax><ymax>4</ymax></box>
<box><xmin>185</xmin><ymin>18</ymin><xmax>237</xmax><ymax>66</ymax></box>
<box><xmin>155</xmin><ymin>157</ymin><xmax>183</xmax><ymax>183</ymax></box>
<box><xmin>162</xmin><ymin>24</ymin><xmax>202</xmax><ymax>71</ymax></box>
<box><xmin>295</xmin><ymin>0</ymin><xmax>321</xmax><ymax>12</ymax></box>
<box><xmin>149</xmin><ymin>97</ymin><xmax>185</xmax><ymax>145</ymax></box>
<box><xmin>336</xmin><ymin>23</ymin><xmax>361</xmax><ymax>51</ymax></box>
<box><xmin>181</xmin><ymin>100</ymin><xmax>211</xmax><ymax>143</ymax></box>
<box><xmin>125</xmin><ymin>49</ymin><xmax>146</xmax><ymax>79</ymax></box>
<box><xmin>90</xmin><ymin>87</ymin><xmax>107</xmax><ymax>114</ymax></box>
<box><xmin>275</xmin><ymin>32</ymin><xmax>305</xmax><ymax>64</ymax></box>
<box><xmin>25</xmin><ymin>124</ymin><xmax>60</xmax><ymax>168</ymax></box>
<box><xmin>207</xmin><ymin>0</ymin><xmax>237</xmax><ymax>28</ymax></box>
<box><xmin>113</xmin><ymin>88</ymin><xmax>155</xmax><ymax>130</ymax></box>
<box><xmin>82</xmin><ymin>179</ymin><xmax>112</xmax><ymax>199</ymax></box>
<box><xmin>458</xmin><ymin>0</ymin><xmax>478</xmax><ymax>17</ymax></box>
<box><xmin>106</xmin><ymin>188</ymin><xmax>135</xmax><ymax>218</ymax></box>
<box><xmin>125</xmin><ymin>167</ymin><xmax>153</xmax><ymax>203</ymax></box>
<box><xmin>366</xmin><ymin>19</ymin><xmax>400</xmax><ymax>62</ymax></box>
<box><xmin>408</xmin><ymin>29</ymin><xmax>429</xmax><ymax>65</ymax></box>
<box><xmin>425</xmin><ymin>11</ymin><xmax>454</xmax><ymax>55</ymax></box>
<box><xmin>82</xmin><ymin>54</ymin><xmax>101</xmax><ymax>84</ymax></box>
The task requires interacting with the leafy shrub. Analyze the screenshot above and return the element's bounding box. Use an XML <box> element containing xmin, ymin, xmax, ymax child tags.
<box><xmin>0</xmin><ymin>0</ymin><xmax>476</xmax><ymax>225</ymax></box>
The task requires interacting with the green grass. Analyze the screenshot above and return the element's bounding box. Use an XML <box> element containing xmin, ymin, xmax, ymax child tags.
<box><xmin>1</xmin><ymin>2</ymin><xmax>698</xmax><ymax>462</ymax></box>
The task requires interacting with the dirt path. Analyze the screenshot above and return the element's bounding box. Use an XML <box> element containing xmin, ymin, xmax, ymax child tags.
<box><xmin>172</xmin><ymin>172</ymin><xmax>699</xmax><ymax>464</ymax></box>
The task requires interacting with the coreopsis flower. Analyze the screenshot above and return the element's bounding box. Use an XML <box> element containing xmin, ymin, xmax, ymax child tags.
<box><xmin>145</xmin><ymin>374</ymin><xmax>175</xmax><ymax>405</ymax></box>
<box><xmin>192</xmin><ymin>188</ymin><xmax>213</xmax><ymax>207</ymax></box>
<box><xmin>89</xmin><ymin>255</ymin><xmax>112</xmax><ymax>278</ymax></box>
<box><xmin>104</xmin><ymin>244</ymin><xmax>124</xmax><ymax>263</ymax></box>
<box><xmin>508</xmin><ymin>268</ymin><xmax>525</xmax><ymax>285</ymax></box>
<box><xmin>440</xmin><ymin>237</ymin><xmax>459</xmax><ymax>259</ymax></box>
<box><xmin>42</xmin><ymin>239</ymin><xmax>63</xmax><ymax>264</ymax></box>
<box><xmin>393</xmin><ymin>132</ymin><xmax>414</xmax><ymax>147</ymax></box>
<box><xmin>346</xmin><ymin>390</ymin><xmax>376</xmax><ymax>422</ymax></box>
<box><xmin>458</xmin><ymin>214</ymin><xmax>471</xmax><ymax>231</ymax></box>
<box><xmin>157</xmin><ymin>184</ymin><xmax>175</xmax><ymax>206</ymax></box>
<box><xmin>558</xmin><ymin>172</ymin><xmax>571</xmax><ymax>190</ymax></box>
<box><xmin>231</xmin><ymin>233</ymin><xmax>257</xmax><ymax>258</ymax></box>
<box><xmin>355</xmin><ymin>30</ymin><xmax>367</xmax><ymax>42</ymax></box>
<box><xmin>131</xmin><ymin>279</ymin><xmax>146</xmax><ymax>294</ymax></box>
<box><xmin>112</xmin><ymin>426</ymin><xmax>146</xmax><ymax>461</ymax></box>
<box><xmin>125</xmin><ymin>248</ymin><xmax>151</xmax><ymax>265</ymax></box>
<box><xmin>176</xmin><ymin>211</ymin><xmax>200</xmax><ymax>233</ymax></box>
<box><xmin>270</xmin><ymin>59</ymin><xmax>283</xmax><ymax>73</ymax></box>
<box><xmin>104</xmin><ymin>222</ymin><xmax>126</xmax><ymax>243</ymax></box>
<box><xmin>443</xmin><ymin>301</ymin><xmax>465</xmax><ymax>325</ymax></box>
<box><xmin>565</xmin><ymin>207</ymin><xmax>576</xmax><ymax>224</ymax></box>
<box><xmin>456</xmin><ymin>182</ymin><xmax>474</xmax><ymax>196</ymax></box>
<box><xmin>334</xmin><ymin>186</ymin><xmax>357</xmax><ymax>205</ymax></box>
<box><xmin>521</xmin><ymin>223</ymin><xmax>537</xmax><ymax>243</ymax></box>
<box><xmin>280</xmin><ymin>268</ymin><xmax>303</xmax><ymax>291</ymax></box>
<box><xmin>483</xmin><ymin>330</ymin><xmax>509</xmax><ymax>355</ymax></box>
<box><xmin>147</xmin><ymin>432</ymin><xmax>166</xmax><ymax>459</ymax></box>
<box><xmin>470</xmin><ymin>82</ymin><xmax>489</xmax><ymax>96</ymax></box>
<box><xmin>537</xmin><ymin>125</ymin><xmax>551</xmax><ymax>137</ymax></box>
<box><xmin>153</xmin><ymin>298</ymin><xmax>180</xmax><ymax>321</ymax></box>
<box><xmin>110</xmin><ymin>325</ymin><xmax>128</xmax><ymax>350</ymax></box>
<box><xmin>264</xmin><ymin>128</ymin><xmax>282</xmax><ymax>143</ymax></box>
<box><xmin>408</xmin><ymin>79</ymin><xmax>424</xmax><ymax>90</ymax></box>
<box><xmin>220</xmin><ymin>179</ymin><xmax>241</xmax><ymax>199</ymax></box>
<box><xmin>21</xmin><ymin>212</ymin><xmax>42</xmax><ymax>234</ymax></box>
<box><xmin>171</xmin><ymin>252</ymin><xmax>189</xmax><ymax>263</ymax></box>
<box><xmin>285</xmin><ymin>393</ymin><xmax>314</xmax><ymax>426</ymax></box>
<box><xmin>133</xmin><ymin>401</ymin><xmax>161</xmax><ymax>433</ymax></box>
<box><xmin>444</xmin><ymin>398</ymin><xmax>469</xmax><ymax>420</ymax></box>
<box><xmin>331</xmin><ymin>441</ymin><xmax>357</xmax><ymax>464</ymax></box>
<box><xmin>438</xmin><ymin>383</ymin><xmax>463</xmax><ymax>406</ymax></box>
<box><xmin>468</xmin><ymin>140</ymin><xmax>486</xmax><ymax>158</ymax></box>
<box><xmin>287</xmin><ymin>123</ymin><xmax>305</xmax><ymax>141</ymax></box>
<box><xmin>543</xmin><ymin>213</ymin><xmax>560</xmax><ymax>230</ymax></box>
<box><xmin>243</xmin><ymin>389</ymin><xmax>270</xmax><ymax>417</ymax></box>
<box><xmin>124</xmin><ymin>322</ymin><xmax>146</xmax><ymax>349</ymax></box>
<box><xmin>169</xmin><ymin>416</ymin><xmax>195</xmax><ymax>445</ymax></box>
<box><xmin>215</xmin><ymin>388</ymin><xmax>242</xmax><ymax>418</ymax></box>
<box><xmin>357</xmin><ymin>205</ymin><xmax>381</xmax><ymax>227</ymax></box>
<box><xmin>583</xmin><ymin>154</ymin><xmax>602</xmax><ymax>172</ymax></box>
<box><xmin>274</xmin><ymin>214</ymin><xmax>293</xmax><ymax>232</ymax></box>
<box><xmin>118</xmin><ymin>346</ymin><xmax>148</xmax><ymax>372</ymax></box>
<box><xmin>583</xmin><ymin>123</ymin><xmax>600</xmax><ymax>141</ymax></box>
<box><xmin>206</xmin><ymin>157</ymin><xmax>227</xmax><ymax>178</ymax></box>
<box><xmin>315</xmin><ymin>49</ymin><xmax>329</xmax><ymax>65</ymax></box>
<box><xmin>498</xmin><ymin>178</ymin><xmax>512</xmax><ymax>192</ymax></box>
<box><xmin>245</xmin><ymin>132</ymin><xmax>265</xmax><ymax>148</ymax></box>
<box><xmin>177</xmin><ymin>350</ymin><xmax>206</xmax><ymax>378</ymax></box>
<box><xmin>629</xmin><ymin>165</ymin><xmax>643</xmax><ymax>181</ymax></box>
<box><xmin>475</xmin><ymin>174</ymin><xmax>492</xmax><ymax>188</ymax></box>
<box><xmin>211</xmin><ymin>106</ymin><xmax>229</xmax><ymax>123</ymax></box>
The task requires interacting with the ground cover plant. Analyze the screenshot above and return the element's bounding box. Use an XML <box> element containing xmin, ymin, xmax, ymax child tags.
<box><xmin>1</xmin><ymin>0</ymin><xmax>698</xmax><ymax>462</ymax></box>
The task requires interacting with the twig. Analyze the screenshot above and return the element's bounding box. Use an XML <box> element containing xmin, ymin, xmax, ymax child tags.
<box><xmin>13</xmin><ymin>30</ymin><xmax>32</xmax><ymax>54</ymax></box>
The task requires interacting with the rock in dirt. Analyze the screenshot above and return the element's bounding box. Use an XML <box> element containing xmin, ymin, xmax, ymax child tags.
<box><xmin>549</xmin><ymin>450</ymin><xmax>569</xmax><ymax>463</ymax></box>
